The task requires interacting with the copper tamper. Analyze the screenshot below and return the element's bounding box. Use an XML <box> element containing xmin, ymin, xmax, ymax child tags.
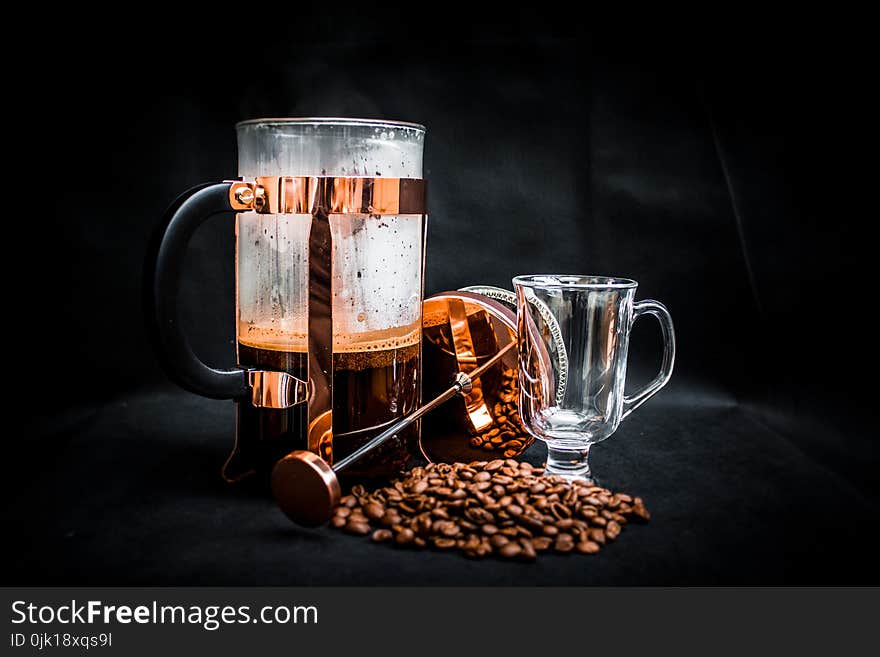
<box><xmin>271</xmin><ymin>342</ymin><xmax>515</xmax><ymax>526</ymax></box>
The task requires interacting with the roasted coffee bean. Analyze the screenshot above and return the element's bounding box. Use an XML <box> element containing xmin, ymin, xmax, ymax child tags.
<box><xmin>531</xmin><ymin>536</ymin><xmax>553</xmax><ymax>551</ymax></box>
<box><xmin>364</xmin><ymin>502</ymin><xmax>385</xmax><ymax>520</ymax></box>
<box><xmin>394</xmin><ymin>528</ymin><xmax>415</xmax><ymax>546</ymax></box>
<box><xmin>499</xmin><ymin>542</ymin><xmax>523</xmax><ymax>558</ymax></box>
<box><xmin>371</xmin><ymin>529</ymin><xmax>392</xmax><ymax>542</ymax></box>
<box><xmin>490</xmin><ymin>534</ymin><xmax>510</xmax><ymax>549</ymax></box>
<box><xmin>520</xmin><ymin>515</ymin><xmax>545</xmax><ymax>533</ymax></box>
<box><xmin>331</xmin><ymin>516</ymin><xmax>347</xmax><ymax>529</ymax></box>
<box><xmin>434</xmin><ymin>537</ymin><xmax>456</xmax><ymax>549</ymax></box>
<box><xmin>334</xmin><ymin>506</ymin><xmax>352</xmax><ymax>519</ymax></box>
<box><xmin>576</xmin><ymin>541</ymin><xmax>600</xmax><ymax>554</ymax></box>
<box><xmin>606</xmin><ymin>520</ymin><xmax>621</xmax><ymax>540</ymax></box>
<box><xmin>519</xmin><ymin>538</ymin><xmax>537</xmax><ymax>560</ymax></box>
<box><xmin>345</xmin><ymin>521</ymin><xmax>371</xmax><ymax>536</ymax></box>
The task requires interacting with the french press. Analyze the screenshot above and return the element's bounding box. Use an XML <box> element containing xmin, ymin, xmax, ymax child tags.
<box><xmin>148</xmin><ymin>118</ymin><xmax>427</xmax><ymax>481</ymax></box>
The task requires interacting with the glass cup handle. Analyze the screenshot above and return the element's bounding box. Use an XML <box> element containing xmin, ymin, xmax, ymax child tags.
<box><xmin>622</xmin><ymin>300</ymin><xmax>676</xmax><ymax>420</ymax></box>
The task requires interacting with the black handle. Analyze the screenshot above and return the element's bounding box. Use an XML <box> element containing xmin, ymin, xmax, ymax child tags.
<box><xmin>145</xmin><ymin>182</ymin><xmax>249</xmax><ymax>400</ymax></box>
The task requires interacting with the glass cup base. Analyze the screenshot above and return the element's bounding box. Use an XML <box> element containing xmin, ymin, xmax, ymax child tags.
<box><xmin>544</xmin><ymin>445</ymin><xmax>595</xmax><ymax>484</ymax></box>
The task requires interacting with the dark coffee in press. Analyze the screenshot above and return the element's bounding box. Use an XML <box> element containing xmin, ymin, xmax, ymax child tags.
<box><xmin>234</xmin><ymin>322</ymin><xmax>419</xmax><ymax>480</ymax></box>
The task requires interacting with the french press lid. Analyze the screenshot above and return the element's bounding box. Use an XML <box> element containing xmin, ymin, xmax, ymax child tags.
<box><xmin>418</xmin><ymin>288</ymin><xmax>535</xmax><ymax>463</ymax></box>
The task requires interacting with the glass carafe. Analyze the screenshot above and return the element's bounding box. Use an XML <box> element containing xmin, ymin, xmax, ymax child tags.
<box><xmin>149</xmin><ymin>118</ymin><xmax>427</xmax><ymax>481</ymax></box>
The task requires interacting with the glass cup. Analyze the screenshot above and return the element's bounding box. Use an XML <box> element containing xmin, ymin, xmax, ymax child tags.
<box><xmin>513</xmin><ymin>275</ymin><xmax>675</xmax><ymax>481</ymax></box>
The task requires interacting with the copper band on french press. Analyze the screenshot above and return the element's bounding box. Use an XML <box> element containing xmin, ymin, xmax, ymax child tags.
<box><xmin>227</xmin><ymin>176</ymin><xmax>427</xmax><ymax>215</ymax></box>
<box><xmin>228</xmin><ymin>176</ymin><xmax>427</xmax><ymax>467</ymax></box>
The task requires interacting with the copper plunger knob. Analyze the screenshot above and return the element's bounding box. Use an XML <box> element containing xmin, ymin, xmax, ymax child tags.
<box><xmin>271</xmin><ymin>451</ymin><xmax>342</xmax><ymax>527</ymax></box>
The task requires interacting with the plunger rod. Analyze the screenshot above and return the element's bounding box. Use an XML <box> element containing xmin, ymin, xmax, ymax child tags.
<box><xmin>331</xmin><ymin>341</ymin><xmax>515</xmax><ymax>473</ymax></box>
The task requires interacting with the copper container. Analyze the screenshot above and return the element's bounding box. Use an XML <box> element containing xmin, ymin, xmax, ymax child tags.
<box><xmin>419</xmin><ymin>290</ymin><xmax>534</xmax><ymax>463</ymax></box>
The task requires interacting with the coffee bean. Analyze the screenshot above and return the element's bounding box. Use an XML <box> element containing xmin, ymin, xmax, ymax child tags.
<box><xmin>490</xmin><ymin>534</ymin><xmax>510</xmax><ymax>549</ymax></box>
<box><xmin>554</xmin><ymin>535</ymin><xmax>575</xmax><ymax>553</ymax></box>
<box><xmin>345</xmin><ymin>521</ymin><xmax>371</xmax><ymax>535</ymax></box>
<box><xmin>499</xmin><ymin>543</ymin><xmax>523</xmax><ymax>558</ymax></box>
<box><xmin>394</xmin><ymin>528</ymin><xmax>415</xmax><ymax>545</ymax></box>
<box><xmin>520</xmin><ymin>515</ymin><xmax>545</xmax><ymax>533</ymax></box>
<box><xmin>589</xmin><ymin>528</ymin><xmax>606</xmax><ymax>545</ymax></box>
<box><xmin>416</xmin><ymin>515</ymin><xmax>433</xmax><ymax>535</ymax></box>
<box><xmin>531</xmin><ymin>536</ymin><xmax>553</xmax><ymax>551</ymax></box>
<box><xmin>485</xmin><ymin>459</ymin><xmax>504</xmax><ymax>471</ymax></box>
<box><xmin>519</xmin><ymin>538</ymin><xmax>537</xmax><ymax>559</ymax></box>
<box><xmin>474</xmin><ymin>471</ymin><xmax>492</xmax><ymax>482</ymax></box>
<box><xmin>439</xmin><ymin>522</ymin><xmax>460</xmax><ymax>537</ymax></box>
<box><xmin>576</xmin><ymin>541</ymin><xmax>600</xmax><ymax>554</ymax></box>
<box><xmin>364</xmin><ymin>502</ymin><xmax>385</xmax><ymax>520</ymax></box>
<box><xmin>334</xmin><ymin>506</ymin><xmax>352</xmax><ymax>519</ymax></box>
<box><xmin>606</xmin><ymin>520</ymin><xmax>621</xmax><ymax>540</ymax></box>
<box><xmin>371</xmin><ymin>529</ymin><xmax>392</xmax><ymax>542</ymax></box>
<box><xmin>542</xmin><ymin>525</ymin><xmax>559</xmax><ymax>537</ymax></box>
<box><xmin>331</xmin><ymin>516</ymin><xmax>347</xmax><ymax>528</ymax></box>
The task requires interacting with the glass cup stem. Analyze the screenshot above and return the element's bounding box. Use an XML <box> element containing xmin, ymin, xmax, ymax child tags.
<box><xmin>545</xmin><ymin>444</ymin><xmax>593</xmax><ymax>482</ymax></box>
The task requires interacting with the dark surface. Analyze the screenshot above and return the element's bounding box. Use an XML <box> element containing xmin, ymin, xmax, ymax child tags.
<box><xmin>7</xmin><ymin>17</ymin><xmax>876</xmax><ymax>584</ymax></box>
<box><xmin>6</xmin><ymin>384</ymin><xmax>877</xmax><ymax>585</ymax></box>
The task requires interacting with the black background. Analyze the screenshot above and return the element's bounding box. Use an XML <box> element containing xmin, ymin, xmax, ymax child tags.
<box><xmin>6</xmin><ymin>14</ymin><xmax>876</xmax><ymax>584</ymax></box>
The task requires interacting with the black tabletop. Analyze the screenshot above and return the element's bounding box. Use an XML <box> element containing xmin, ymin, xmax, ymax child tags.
<box><xmin>7</xmin><ymin>383</ymin><xmax>877</xmax><ymax>586</ymax></box>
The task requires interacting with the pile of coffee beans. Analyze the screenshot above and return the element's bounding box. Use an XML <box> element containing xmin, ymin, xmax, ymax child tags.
<box><xmin>330</xmin><ymin>459</ymin><xmax>649</xmax><ymax>559</ymax></box>
<box><xmin>468</xmin><ymin>367</ymin><xmax>530</xmax><ymax>457</ymax></box>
